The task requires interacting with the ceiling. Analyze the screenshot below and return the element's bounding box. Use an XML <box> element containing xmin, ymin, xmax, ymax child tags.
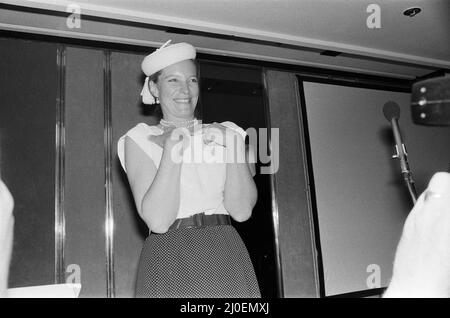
<box><xmin>1</xmin><ymin>0</ymin><xmax>449</xmax><ymax>79</ymax></box>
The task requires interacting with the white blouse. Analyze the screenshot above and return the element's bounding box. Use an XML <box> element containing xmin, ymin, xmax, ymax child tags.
<box><xmin>117</xmin><ymin>121</ymin><xmax>246</xmax><ymax>219</ymax></box>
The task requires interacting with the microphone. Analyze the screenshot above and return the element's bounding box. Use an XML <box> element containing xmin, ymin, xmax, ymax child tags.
<box><xmin>383</xmin><ymin>101</ymin><xmax>418</xmax><ymax>204</ymax></box>
<box><xmin>383</xmin><ymin>102</ymin><xmax>407</xmax><ymax>172</ymax></box>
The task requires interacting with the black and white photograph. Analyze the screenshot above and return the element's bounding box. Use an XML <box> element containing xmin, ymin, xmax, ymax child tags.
<box><xmin>0</xmin><ymin>0</ymin><xmax>449</xmax><ymax>303</ymax></box>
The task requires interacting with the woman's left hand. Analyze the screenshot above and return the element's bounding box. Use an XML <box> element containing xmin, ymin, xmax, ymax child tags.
<box><xmin>202</xmin><ymin>122</ymin><xmax>243</xmax><ymax>148</ymax></box>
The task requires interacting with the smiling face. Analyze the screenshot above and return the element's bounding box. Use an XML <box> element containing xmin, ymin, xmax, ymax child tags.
<box><xmin>149</xmin><ymin>59</ymin><xmax>199</xmax><ymax>122</ymax></box>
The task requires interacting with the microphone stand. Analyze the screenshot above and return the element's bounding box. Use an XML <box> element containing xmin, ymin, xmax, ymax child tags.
<box><xmin>390</xmin><ymin>119</ymin><xmax>418</xmax><ymax>205</ymax></box>
<box><xmin>402</xmin><ymin>166</ymin><xmax>418</xmax><ymax>205</ymax></box>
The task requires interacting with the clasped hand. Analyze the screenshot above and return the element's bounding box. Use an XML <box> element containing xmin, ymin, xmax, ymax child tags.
<box><xmin>148</xmin><ymin>123</ymin><xmax>244</xmax><ymax>157</ymax></box>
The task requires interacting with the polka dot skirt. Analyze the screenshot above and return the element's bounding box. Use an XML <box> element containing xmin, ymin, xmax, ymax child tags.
<box><xmin>135</xmin><ymin>225</ymin><xmax>261</xmax><ymax>298</ymax></box>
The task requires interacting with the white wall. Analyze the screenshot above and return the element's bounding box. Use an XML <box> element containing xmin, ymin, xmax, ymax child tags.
<box><xmin>303</xmin><ymin>82</ymin><xmax>450</xmax><ymax>296</ymax></box>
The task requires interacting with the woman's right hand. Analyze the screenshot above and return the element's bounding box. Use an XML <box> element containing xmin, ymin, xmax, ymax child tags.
<box><xmin>148</xmin><ymin>127</ymin><xmax>192</xmax><ymax>162</ymax></box>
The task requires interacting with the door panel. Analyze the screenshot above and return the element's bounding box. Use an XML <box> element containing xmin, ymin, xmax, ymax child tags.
<box><xmin>0</xmin><ymin>38</ymin><xmax>56</xmax><ymax>288</ymax></box>
<box><xmin>64</xmin><ymin>46</ymin><xmax>106</xmax><ymax>297</ymax></box>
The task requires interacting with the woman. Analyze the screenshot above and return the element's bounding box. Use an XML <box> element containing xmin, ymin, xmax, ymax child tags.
<box><xmin>117</xmin><ymin>41</ymin><xmax>261</xmax><ymax>297</ymax></box>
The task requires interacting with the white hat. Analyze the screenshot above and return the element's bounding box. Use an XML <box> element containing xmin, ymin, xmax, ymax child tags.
<box><xmin>140</xmin><ymin>40</ymin><xmax>197</xmax><ymax>104</ymax></box>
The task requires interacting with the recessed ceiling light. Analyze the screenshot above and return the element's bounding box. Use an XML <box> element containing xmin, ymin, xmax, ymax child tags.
<box><xmin>403</xmin><ymin>7</ymin><xmax>422</xmax><ymax>17</ymax></box>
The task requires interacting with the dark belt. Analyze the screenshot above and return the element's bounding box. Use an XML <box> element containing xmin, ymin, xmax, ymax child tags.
<box><xmin>168</xmin><ymin>213</ymin><xmax>231</xmax><ymax>231</ymax></box>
